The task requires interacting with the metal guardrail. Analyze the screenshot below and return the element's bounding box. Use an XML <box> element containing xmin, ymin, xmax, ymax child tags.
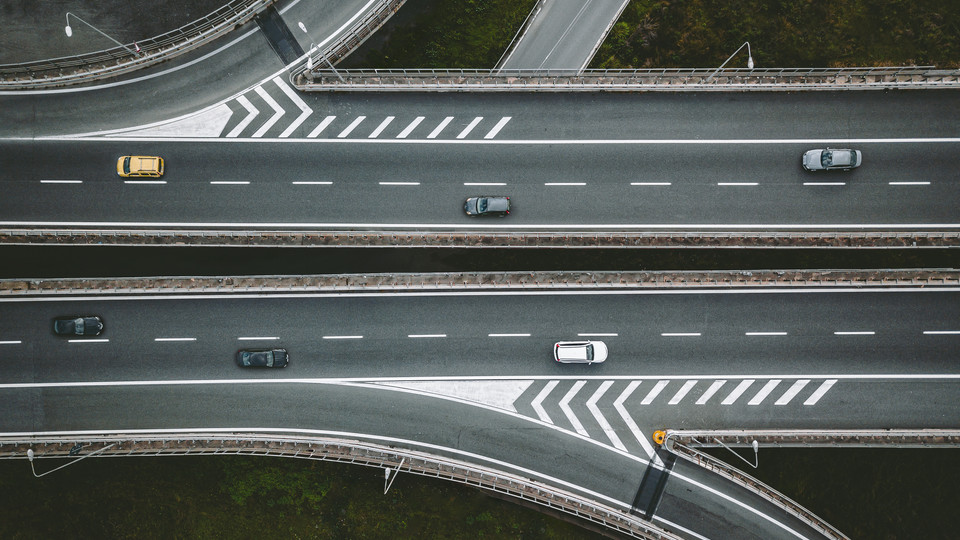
<box><xmin>1</xmin><ymin>229</ymin><xmax>958</xmax><ymax>248</ymax></box>
<box><xmin>0</xmin><ymin>0</ymin><xmax>275</xmax><ymax>89</ymax></box>
<box><xmin>294</xmin><ymin>66</ymin><xmax>960</xmax><ymax>91</ymax></box>
<box><xmin>664</xmin><ymin>429</ymin><xmax>960</xmax><ymax>449</ymax></box>
<box><xmin>0</xmin><ymin>434</ymin><xmax>681</xmax><ymax>540</ymax></box>
<box><xmin>661</xmin><ymin>432</ymin><xmax>849</xmax><ymax>540</ymax></box>
<box><xmin>299</xmin><ymin>0</ymin><xmax>405</xmax><ymax>79</ymax></box>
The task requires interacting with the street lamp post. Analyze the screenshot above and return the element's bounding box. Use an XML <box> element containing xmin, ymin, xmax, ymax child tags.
<box><xmin>64</xmin><ymin>12</ymin><xmax>140</xmax><ymax>56</ymax></box>
<box><xmin>27</xmin><ymin>443</ymin><xmax>117</xmax><ymax>478</ymax></box>
<box><xmin>706</xmin><ymin>41</ymin><xmax>754</xmax><ymax>81</ymax></box>
<box><xmin>297</xmin><ymin>21</ymin><xmax>344</xmax><ymax>82</ymax></box>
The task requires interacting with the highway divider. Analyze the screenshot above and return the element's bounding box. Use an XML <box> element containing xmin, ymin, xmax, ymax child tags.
<box><xmin>0</xmin><ymin>269</ymin><xmax>956</xmax><ymax>297</ymax></box>
<box><xmin>0</xmin><ymin>433</ymin><xmax>683</xmax><ymax>540</ymax></box>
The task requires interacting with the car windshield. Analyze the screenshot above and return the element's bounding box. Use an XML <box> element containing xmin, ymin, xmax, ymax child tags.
<box><xmin>74</xmin><ymin>318</ymin><xmax>84</xmax><ymax>333</ymax></box>
<box><xmin>821</xmin><ymin>151</ymin><xmax>833</xmax><ymax>166</ymax></box>
<box><xmin>585</xmin><ymin>344</ymin><xmax>594</xmax><ymax>360</ymax></box>
<box><xmin>122</xmin><ymin>157</ymin><xmax>131</xmax><ymax>173</ymax></box>
<box><xmin>478</xmin><ymin>199</ymin><xmax>488</xmax><ymax>212</ymax></box>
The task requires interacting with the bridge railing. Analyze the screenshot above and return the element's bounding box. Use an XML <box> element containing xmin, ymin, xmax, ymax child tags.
<box><xmin>0</xmin><ymin>0</ymin><xmax>275</xmax><ymax>89</ymax></box>
<box><xmin>0</xmin><ymin>433</ymin><xmax>682</xmax><ymax>540</ymax></box>
<box><xmin>294</xmin><ymin>66</ymin><xmax>960</xmax><ymax>91</ymax></box>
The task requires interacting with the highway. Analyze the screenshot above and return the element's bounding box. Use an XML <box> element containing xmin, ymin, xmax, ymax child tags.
<box><xmin>2</xmin><ymin>287</ymin><xmax>958</xmax><ymax>539</ymax></box>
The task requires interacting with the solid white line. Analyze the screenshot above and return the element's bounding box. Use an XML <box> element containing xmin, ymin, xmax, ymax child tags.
<box><xmin>804</xmin><ymin>182</ymin><xmax>846</xmax><ymax>186</ymax></box>
<box><xmin>613</xmin><ymin>381</ymin><xmax>661</xmax><ymax>464</ymax></box>
<box><xmin>40</xmin><ymin>180</ymin><xmax>82</xmax><ymax>184</ymax></box>
<box><xmin>559</xmin><ymin>380</ymin><xmax>588</xmax><ymax>437</ymax></box>
<box><xmin>275</xmin><ymin>76</ymin><xmax>313</xmax><ymax>138</ymax></box>
<box><xmin>226</xmin><ymin>95</ymin><xmax>258</xmax><ymax>138</ymax></box>
<box><xmin>378</xmin><ymin>181</ymin><xmax>419</xmax><ymax>186</ymax></box>
<box><xmin>721</xmin><ymin>380</ymin><xmax>755</xmax><ymax>405</ymax></box>
<box><xmin>834</xmin><ymin>331</ymin><xmax>875</xmax><ymax>335</ymax></box>
<box><xmin>586</xmin><ymin>381</ymin><xmax>626</xmax><ymax>451</ymax></box>
<box><xmin>407</xmin><ymin>334</ymin><xmax>446</xmax><ymax>338</ymax></box>
<box><xmin>696</xmin><ymin>380</ymin><xmax>726</xmax><ymax>405</ymax></box>
<box><xmin>123</xmin><ymin>180</ymin><xmax>166</xmax><ymax>185</ymax></box>
<box><xmin>668</xmin><ymin>380</ymin><xmax>697</xmax><ymax>405</ymax></box>
<box><xmin>640</xmin><ymin>380</ymin><xmax>668</xmax><ymax>405</ymax></box>
<box><xmin>396</xmin><ymin>116</ymin><xmax>425</xmax><ymax>139</ymax></box>
<box><xmin>774</xmin><ymin>379</ymin><xmax>810</xmax><ymax>405</ymax></box>
<box><xmin>291</xmin><ymin>181</ymin><xmax>332</xmax><ymax>185</ymax></box>
<box><xmin>745</xmin><ymin>331</ymin><xmax>788</xmax><ymax>336</ymax></box>
<box><xmin>718</xmin><ymin>182</ymin><xmax>758</xmax><ymax>186</ymax></box>
<box><xmin>889</xmin><ymin>181</ymin><xmax>930</xmax><ymax>185</ymax></box>
<box><xmin>457</xmin><ymin>117</ymin><xmax>483</xmax><ymax>139</ymax></box>
<box><xmin>544</xmin><ymin>182</ymin><xmax>586</xmax><ymax>186</ymax></box>
<box><xmin>654</xmin><ymin>517</ymin><xmax>710</xmax><ymax>540</ymax></box>
<box><xmin>804</xmin><ymin>379</ymin><xmax>837</xmax><ymax>405</ymax></box>
<box><xmin>307</xmin><ymin>116</ymin><xmax>336</xmax><ymax>138</ymax></box>
<box><xmin>322</xmin><ymin>335</ymin><xmax>363</xmax><ymax>340</ymax></box>
<box><xmin>210</xmin><ymin>181</ymin><xmax>249</xmax><ymax>185</ymax></box>
<box><xmin>631</xmin><ymin>182</ymin><xmax>671</xmax><ymax>186</ymax></box>
<box><xmin>488</xmin><ymin>333</ymin><xmax>530</xmax><ymax>337</ymax></box>
<box><xmin>924</xmin><ymin>330</ymin><xmax>960</xmax><ymax>335</ymax></box>
<box><xmin>427</xmin><ymin>117</ymin><xmax>454</xmax><ymax>139</ymax></box>
<box><xmin>484</xmin><ymin>117</ymin><xmax>512</xmax><ymax>139</ymax></box>
<box><xmin>68</xmin><ymin>339</ymin><xmax>108</xmax><ymax>343</ymax></box>
<box><xmin>337</xmin><ymin>116</ymin><xmax>366</xmax><ymax>138</ymax></box>
<box><xmin>531</xmin><ymin>380</ymin><xmax>558</xmax><ymax>424</ymax></box>
<box><xmin>368</xmin><ymin>116</ymin><xmax>395</xmax><ymax>138</ymax></box>
<box><xmin>463</xmin><ymin>182</ymin><xmax>506</xmax><ymax>186</ymax></box>
<box><xmin>154</xmin><ymin>337</ymin><xmax>196</xmax><ymax>342</ymax></box>
<box><xmin>662</xmin><ymin>332</ymin><xmax>701</xmax><ymax>337</ymax></box>
<box><xmin>747</xmin><ymin>379</ymin><xmax>782</xmax><ymax>405</ymax></box>
<box><xmin>577</xmin><ymin>333</ymin><xmax>618</xmax><ymax>337</ymax></box>
<box><xmin>251</xmin><ymin>85</ymin><xmax>285</xmax><ymax>137</ymax></box>
<box><xmin>237</xmin><ymin>336</ymin><xmax>278</xmax><ymax>341</ymax></box>
<box><xmin>0</xmin><ymin>340</ymin><xmax>22</xmax><ymax>345</ymax></box>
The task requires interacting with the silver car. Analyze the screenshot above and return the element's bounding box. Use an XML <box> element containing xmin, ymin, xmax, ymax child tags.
<box><xmin>553</xmin><ymin>341</ymin><xmax>608</xmax><ymax>364</ymax></box>
<box><xmin>802</xmin><ymin>148</ymin><xmax>862</xmax><ymax>171</ymax></box>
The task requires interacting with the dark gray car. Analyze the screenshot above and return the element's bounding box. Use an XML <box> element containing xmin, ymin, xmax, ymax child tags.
<box><xmin>464</xmin><ymin>196</ymin><xmax>511</xmax><ymax>216</ymax></box>
<box><xmin>53</xmin><ymin>316</ymin><xmax>104</xmax><ymax>337</ymax></box>
<box><xmin>236</xmin><ymin>348</ymin><xmax>289</xmax><ymax>368</ymax></box>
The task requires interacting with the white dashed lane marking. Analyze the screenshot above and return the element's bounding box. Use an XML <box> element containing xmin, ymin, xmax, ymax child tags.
<box><xmin>154</xmin><ymin>337</ymin><xmax>196</xmax><ymax>342</ymax></box>
<box><xmin>407</xmin><ymin>334</ymin><xmax>446</xmax><ymax>338</ymax></box>
<box><xmin>124</xmin><ymin>180</ymin><xmax>166</xmax><ymax>185</ymax></box>
<box><xmin>834</xmin><ymin>331</ymin><xmax>875</xmax><ymax>335</ymax></box>
<box><xmin>632</xmin><ymin>182</ymin><xmax>671</xmax><ymax>186</ymax></box>
<box><xmin>0</xmin><ymin>340</ymin><xmax>22</xmax><ymax>345</ymax></box>
<box><xmin>68</xmin><ymin>339</ymin><xmax>109</xmax><ymax>343</ymax></box>
<box><xmin>292</xmin><ymin>181</ymin><xmax>332</xmax><ymax>185</ymax></box>
<box><xmin>889</xmin><ymin>181</ymin><xmax>930</xmax><ymax>185</ymax></box>
<box><xmin>322</xmin><ymin>335</ymin><xmax>363</xmax><ymax>340</ymax></box>
<box><xmin>40</xmin><ymin>180</ymin><xmax>82</xmax><ymax>184</ymax></box>
<box><xmin>745</xmin><ymin>331</ymin><xmax>788</xmax><ymax>336</ymax></box>
<box><xmin>662</xmin><ymin>332</ymin><xmax>701</xmax><ymax>337</ymax></box>
<box><xmin>238</xmin><ymin>336</ymin><xmax>279</xmax><ymax>341</ymax></box>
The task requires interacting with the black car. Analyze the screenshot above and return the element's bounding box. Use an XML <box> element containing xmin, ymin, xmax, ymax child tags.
<box><xmin>236</xmin><ymin>348</ymin><xmax>289</xmax><ymax>368</ymax></box>
<box><xmin>53</xmin><ymin>316</ymin><xmax>104</xmax><ymax>337</ymax></box>
<box><xmin>464</xmin><ymin>196</ymin><xmax>510</xmax><ymax>216</ymax></box>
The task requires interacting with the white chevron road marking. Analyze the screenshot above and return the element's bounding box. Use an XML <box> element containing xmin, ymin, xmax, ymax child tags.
<box><xmin>226</xmin><ymin>96</ymin><xmax>259</xmax><ymax>138</ymax></box>
<box><xmin>252</xmin><ymin>85</ymin><xmax>285</xmax><ymax>137</ymax></box>
<box><xmin>641</xmin><ymin>380</ymin><xmax>669</xmax><ymax>404</ymax></box>
<box><xmin>775</xmin><ymin>379</ymin><xmax>810</xmax><ymax>405</ymax></box>
<box><xmin>531</xmin><ymin>380</ymin><xmax>558</xmax><ymax>424</ymax></box>
<box><xmin>586</xmin><ymin>381</ymin><xmax>626</xmax><ymax>451</ymax></box>
<box><xmin>696</xmin><ymin>380</ymin><xmax>726</xmax><ymax>404</ymax></box>
<box><xmin>559</xmin><ymin>380</ymin><xmax>588</xmax><ymax>436</ymax></box>
<box><xmin>668</xmin><ymin>380</ymin><xmax>697</xmax><ymax>404</ymax></box>
<box><xmin>374</xmin><ymin>380</ymin><xmax>532</xmax><ymax>412</ymax></box>
<box><xmin>804</xmin><ymin>379</ymin><xmax>837</xmax><ymax>405</ymax></box>
<box><xmin>748</xmin><ymin>379</ymin><xmax>782</xmax><ymax>405</ymax></box>
<box><xmin>307</xmin><ymin>115</ymin><xmax>336</xmax><ymax>138</ymax></box>
<box><xmin>275</xmin><ymin>76</ymin><xmax>313</xmax><ymax>138</ymax></box>
<box><xmin>721</xmin><ymin>379</ymin><xmax>756</xmax><ymax>405</ymax></box>
<box><xmin>613</xmin><ymin>381</ymin><xmax>661</xmax><ymax>464</ymax></box>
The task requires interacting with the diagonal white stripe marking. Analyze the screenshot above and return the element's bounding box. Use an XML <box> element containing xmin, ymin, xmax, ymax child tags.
<box><xmin>275</xmin><ymin>76</ymin><xmax>312</xmax><ymax>138</ymax></box>
<box><xmin>613</xmin><ymin>381</ymin><xmax>662</xmax><ymax>464</ymax></box>
<box><xmin>251</xmin><ymin>85</ymin><xmax>285</xmax><ymax>137</ymax></box>
<box><xmin>559</xmin><ymin>380</ymin><xmax>588</xmax><ymax>437</ymax></box>
<box><xmin>396</xmin><ymin>116</ymin><xmax>425</xmax><ymax>138</ymax></box>
<box><xmin>427</xmin><ymin>116</ymin><xmax>454</xmax><ymax>138</ymax></box>
<box><xmin>484</xmin><ymin>116</ymin><xmax>511</xmax><ymax>139</ymax></box>
<box><xmin>696</xmin><ymin>380</ymin><xmax>727</xmax><ymax>404</ymax></box>
<box><xmin>668</xmin><ymin>380</ymin><xmax>697</xmax><ymax>404</ymax></box>
<box><xmin>307</xmin><ymin>115</ymin><xmax>336</xmax><ymax>138</ymax></box>
<box><xmin>804</xmin><ymin>379</ymin><xmax>837</xmax><ymax>405</ymax></box>
<box><xmin>640</xmin><ymin>380</ymin><xmax>669</xmax><ymax>405</ymax></box>
<box><xmin>586</xmin><ymin>381</ymin><xmax>626</xmax><ymax>451</ymax></box>
<box><xmin>226</xmin><ymin>95</ymin><xmax>258</xmax><ymax>138</ymax></box>
<box><xmin>337</xmin><ymin>116</ymin><xmax>366</xmax><ymax>138</ymax></box>
<box><xmin>457</xmin><ymin>117</ymin><xmax>483</xmax><ymax>139</ymax></box>
<box><xmin>775</xmin><ymin>379</ymin><xmax>810</xmax><ymax>405</ymax></box>
<box><xmin>748</xmin><ymin>379</ymin><xmax>782</xmax><ymax>405</ymax></box>
<box><xmin>368</xmin><ymin>116</ymin><xmax>395</xmax><ymax>138</ymax></box>
<box><xmin>531</xmin><ymin>380</ymin><xmax>558</xmax><ymax>424</ymax></box>
<box><xmin>721</xmin><ymin>380</ymin><xmax>755</xmax><ymax>405</ymax></box>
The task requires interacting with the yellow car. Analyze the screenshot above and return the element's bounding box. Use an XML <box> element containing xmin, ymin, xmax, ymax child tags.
<box><xmin>117</xmin><ymin>155</ymin><xmax>164</xmax><ymax>178</ymax></box>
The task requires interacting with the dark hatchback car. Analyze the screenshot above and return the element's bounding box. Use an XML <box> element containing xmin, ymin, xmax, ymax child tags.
<box><xmin>53</xmin><ymin>316</ymin><xmax>104</xmax><ymax>337</ymax></box>
<box><xmin>236</xmin><ymin>348</ymin><xmax>289</xmax><ymax>368</ymax></box>
<box><xmin>464</xmin><ymin>196</ymin><xmax>510</xmax><ymax>216</ymax></box>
